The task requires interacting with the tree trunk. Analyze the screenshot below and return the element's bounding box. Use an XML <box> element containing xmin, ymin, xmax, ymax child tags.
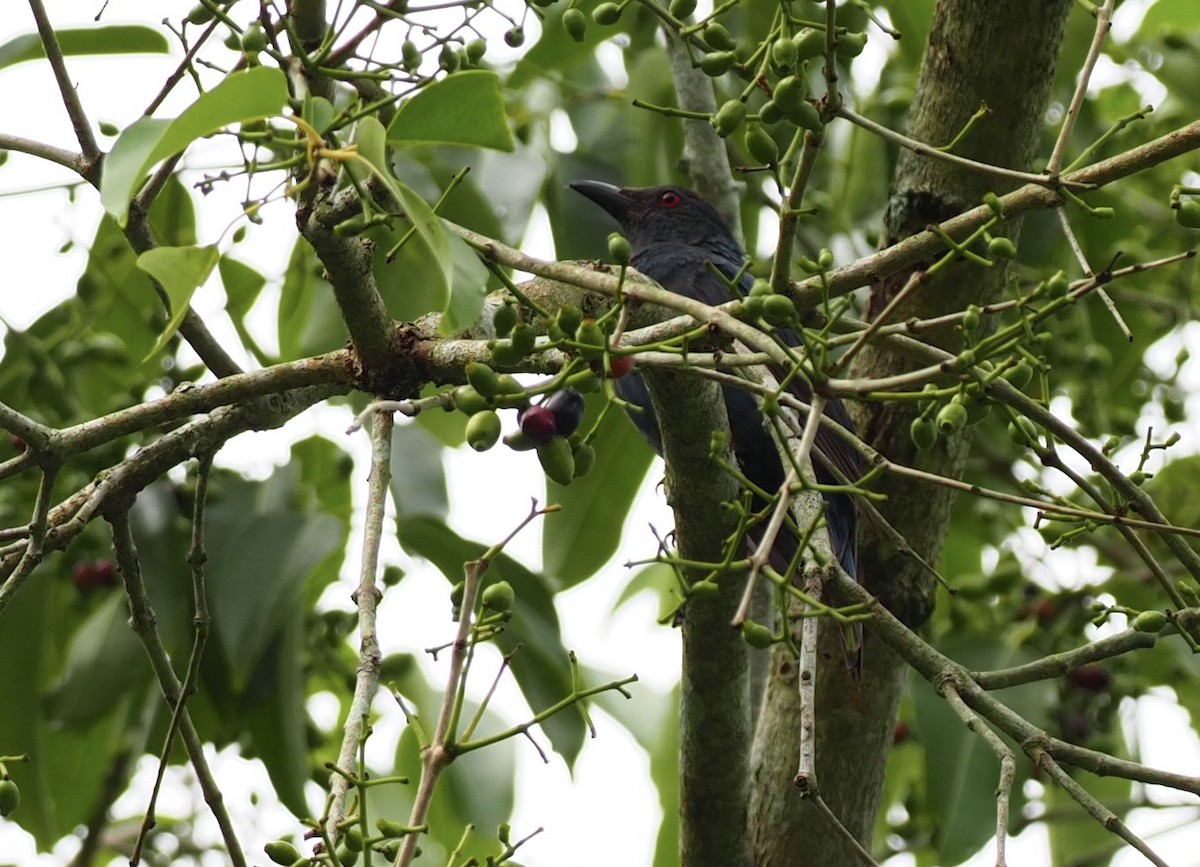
<box><xmin>748</xmin><ymin>2</ymin><xmax>1073</xmax><ymax>864</ymax></box>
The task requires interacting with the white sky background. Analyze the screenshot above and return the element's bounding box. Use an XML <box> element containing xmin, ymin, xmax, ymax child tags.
<box><xmin>1</xmin><ymin>1</ymin><xmax>1198</xmax><ymax>865</ymax></box>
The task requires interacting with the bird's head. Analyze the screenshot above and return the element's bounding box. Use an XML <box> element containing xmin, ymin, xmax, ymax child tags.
<box><xmin>570</xmin><ymin>181</ymin><xmax>738</xmax><ymax>256</ymax></box>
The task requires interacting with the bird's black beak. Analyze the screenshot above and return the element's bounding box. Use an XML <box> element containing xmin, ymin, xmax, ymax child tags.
<box><xmin>569</xmin><ymin>180</ymin><xmax>633</xmax><ymax>223</ymax></box>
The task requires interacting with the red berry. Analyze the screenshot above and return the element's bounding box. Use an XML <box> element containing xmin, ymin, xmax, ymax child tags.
<box><xmin>10</xmin><ymin>435</ymin><xmax>26</xmax><ymax>452</ymax></box>
<box><xmin>607</xmin><ymin>355</ymin><xmax>635</xmax><ymax>379</ymax></box>
<box><xmin>72</xmin><ymin>560</ymin><xmax>118</xmax><ymax>593</ymax></box>
<box><xmin>892</xmin><ymin>721</ymin><xmax>909</xmax><ymax>744</ymax></box>
<box><xmin>1067</xmin><ymin>664</ymin><xmax>1111</xmax><ymax>693</ymax></box>
<box><xmin>518</xmin><ymin>405</ymin><xmax>557</xmax><ymax>444</ymax></box>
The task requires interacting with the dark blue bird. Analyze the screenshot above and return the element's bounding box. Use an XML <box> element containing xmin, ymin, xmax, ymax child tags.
<box><xmin>570</xmin><ymin>181</ymin><xmax>860</xmax><ymax>581</ymax></box>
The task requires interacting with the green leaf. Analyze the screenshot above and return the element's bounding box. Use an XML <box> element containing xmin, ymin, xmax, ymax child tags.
<box><xmin>242</xmin><ymin>604</ymin><xmax>310</xmax><ymax>817</ymax></box>
<box><xmin>0</xmin><ymin>25</ymin><xmax>168</xmax><ymax>69</ymax></box>
<box><xmin>389</xmin><ymin>422</ymin><xmax>449</xmax><ymax>521</ymax></box>
<box><xmin>278</xmin><ymin>237</ymin><xmax>347</xmax><ymax>359</ymax></box>
<box><xmin>42</xmin><ymin>593</ymin><xmax>148</xmax><ymax>726</ymax></box>
<box><xmin>543</xmin><ymin>404</ymin><xmax>653</xmax><ymax>588</ymax></box>
<box><xmin>135</xmin><ymin>244</ymin><xmax>219</xmax><ymax>359</ymax></box>
<box><xmin>205</xmin><ymin>474</ymin><xmax>344</xmax><ymax>692</ymax></box>
<box><xmin>218</xmin><ymin>254</ymin><xmax>273</xmax><ymax>364</ymax></box>
<box><xmin>438</xmin><ymin>231</ymin><xmax>488</xmax><ymax>335</ymax></box>
<box><xmin>101</xmin><ymin>67</ymin><xmax>288</xmax><ymax>225</ymax></box>
<box><xmin>387</xmin><ymin>71</ymin><xmax>514</xmax><ymax>152</ymax></box>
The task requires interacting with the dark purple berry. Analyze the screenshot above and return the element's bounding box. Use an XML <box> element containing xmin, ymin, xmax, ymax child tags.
<box><xmin>542</xmin><ymin>388</ymin><xmax>585</xmax><ymax>438</ymax></box>
<box><xmin>518</xmin><ymin>405</ymin><xmax>558</xmax><ymax>443</ymax></box>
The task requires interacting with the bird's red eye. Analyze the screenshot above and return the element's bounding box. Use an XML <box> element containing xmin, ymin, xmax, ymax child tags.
<box><xmin>659</xmin><ymin>191</ymin><xmax>681</xmax><ymax>209</ymax></box>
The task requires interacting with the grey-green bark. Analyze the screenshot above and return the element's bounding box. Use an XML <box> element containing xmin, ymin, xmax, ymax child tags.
<box><xmin>642</xmin><ymin>369</ymin><xmax>752</xmax><ymax>867</ymax></box>
<box><xmin>747</xmin><ymin>2</ymin><xmax>1074</xmax><ymax>865</ymax></box>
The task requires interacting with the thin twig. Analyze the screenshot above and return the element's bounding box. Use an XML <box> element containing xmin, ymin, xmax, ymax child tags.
<box><xmin>108</xmin><ymin>511</ymin><xmax>247</xmax><ymax>867</ymax></box>
<box><xmin>131</xmin><ymin>452</ymin><xmax>215</xmax><ymax>867</ymax></box>
<box><xmin>326</xmin><ymin>410</ymin><xmax>392</xmax><ymax>839</ymax></box>
<box><xmin>27</xmin><ymin>0</ymin><xmax>101</xmax><ymax>166</ymax></box>
<box><xmin>1046</xmin><ymin>0</ymin><xmax>1115</xmax><ymax>174</ymax></box>
<box><xmin>939</xmin><ymin>683</ymin><xmax>1014</xmax><ymax>867</ymax></box>
<box><xmin>840</xmin><ymin>106</ymin><xmax>1093</xmax><ymax>191</ymax></box>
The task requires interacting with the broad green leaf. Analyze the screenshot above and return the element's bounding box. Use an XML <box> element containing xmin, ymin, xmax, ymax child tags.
<box><xmin>543</xmin><ymin>403</ymin><xmax>653</xmax><ymax>588</ymax></box>
<box><xmin>136</xmin><ymin>244</ymin><xmax>219</xmax><ymax>359</ymax></box>
<box><xmin>242</xmin><ymin>604</ymin><xmax>310</xmax><ymax>817</ymax></box>
<box><xmin>387</xmin><ymin>70</ymin><xmax>514</xmax><ymax>152</ymax></box>
<box><xmin>101</xmin><ymin>67</ymin><xmax>288</xmax><ymax>225</ymax></box>
<box><xmin>278</xmin><ymin>236</ymin><xmax>347</xmax><ymax>359</ymax></box>
<box><xmin>204</xmin><ymin>474</ymin><xmax>344</xmax><ymax>692</ymax></box>
<box><xmin>398</xmin><ymin>517</ymin><xmax>586</xmax><ymax>765</ymax></box>
<box><xmin>42</xmin><ymin>593</ymin><xmax>147</xmax><ymax>726</ymax></box>
<box><xmin>389</xmin><ymin>422</ymin><xmax>449</xmax><ymax>521</ymax></box>
<box><xmin>0</xmin><ymin>25</ymin><xmax>168</xmax><ymax>69</ymax></box>
<box><xmin>218</xmin><ymin>254</ymin><xmax>273</xmax><ymax>365</ymax></box>
<box><xmin>438</xmin><ymin>231</ymin><xmax>488</xmax><ymax>335</ymax></box>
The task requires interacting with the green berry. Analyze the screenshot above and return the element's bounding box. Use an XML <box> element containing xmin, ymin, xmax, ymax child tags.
<box><xmin>572</xmin><ymin>441</ymin><xmax>596</xmax><ymax>478</ymax></box>
<box><xmin>962</xmin><ymin>304</ymin><xmax>981</xmax><ymax>332</ymax></box>
<box><xmin>504</xmin><ymin>27</ymin><xmax>525</xmax><ymax>47</ymax></box>
<box><xmin>608</xmin><ymin>232</ymin><xmax>632</xmax><ymax>264</ymax></box>
<box><xmin>983</xmin><ymin>192</ymin><xmax>1004</xmax><ymax>218</ymax></box>
<box><xmin>749</xmin><ymin>278</ymin><xmax>773</xmax><ymax>297</ymax></box>
<box><xmin>402</xmin><ymin>40</ymin><xmax>421</xmax><ymax>70</ymax></box>
<box><xmin>759</xmin><ymin>100</ymin><xmax>784</xmax><ymax>125</ymax></box>
<box><xmin>482</xmin><ymin>580</ymin><xmax>515</xmax><ymax>612</ymax></box>
<box><xmin>537</xmin><ymin>436</ymin><xmax>576</xmax><ymax>485</ymax></box>
<box><xmin>1002</xmin><ymin>360</ymin><xmax>1033</xmax><ymax>390</ymax></box>
<box><xmin>593</xmin><ymin>2</ymin><xmax>622</xmax><ymax>25</ymax></box>
<box><xmin>910</xmin><ymin>416</ymin><xmax>937</xmax><ymax>450</ymax></box>
<box><xmin>772</xmin><ymin>75</ymin><xmax>807</xmax><ymax>113</ymax></box>
<box><xmin>761</xmin><ymin>294</ymin><xmax>795</xmax><ymax>326</ymax></box>
<box><xmin>834</xmin><ymin>31</ymin><xmax>867</xmax><ymax>58</ymax></box>
<box><xmin>741</xmin><ymin>620</ymin><xmax>777</xmax><ymax>648</ymax></box>
<box><xmin>988</xmin><ymin>237</ymin><xmax>1018</xmax><ymax>260</ymax></box>
<box><xmin>345</xmin><ymin>827</ymin><xmax>365</xmax><ymax>852</ymax></box>
<box><xmin>0</xmin><ymin>779</ymin><xmax>19</xmax><ymax>817</ymax></box>
<box><xmin>771</xmin><ymin>36</ymin><xmax>798</xmax><ymax>70</ymax></box>
<box><xmin>745</xmin><ymin>124</ymin><xmax>779</xmax><ymax>165</ymax></box>
<box><xmin>1175</xmin><ymin>200</ymin><xmax>1200</xmax><ymax>229</ymax></box>
<box><xmin>699</xmin><ymin>51</ymin><xmax>736</xmax><ymax>76</ymax></box>
<box><xmin>669</xmin><ymin>0</ymin><xmax>696</xmax><ymax>16</ymax></box>
<box><xmin>557</xmin><ymin>303</ymin><xmax>583</xmax><ymax>337</ymax></box>
<box><xmin>793</xmin><ymin>28</ymin><xmax>825</xmax><ymax>59</ymax></box>
<box><xmin>576</xmin><ymin>320</ymin><xmax>607</xmax><ymax>360</ymax></box>
<box><xmin>186</xmin><ymin>4</ymin><xmax>215</xmax><ymax>25</ymax></box>
<box><xmin>465</xmin><ymin>38</ymin><xmax>487</xmax><ymax>62</ymax></box>
<box><xmin>466</xmin><ymin>362</ymin><xmax>502</xmax><ymax>397</ymax></box>
<box><xmin>377</xmin><ymin>818</ymin><xmax>408</xmax><ymax>838</ymax></box>
<box><xmin>1132</xmin><ymin>610</ymin><xmax>1167</xmax><ymax>633</ymax></box>
<box><xmin>510</xmin><ymin>322</ymin><xmax>537</xmax><ymax>357</ymax></box>
<box><xmin>1046</xmin><ymin>270</ymin><xmax>1071</xmax><ymax>298</ymax></box>
<box><xmin>713</xmin><ymin>99</ymin><xmax>747</xmax><ymax>137</ymax></box>
<box><xmin>704</xmin><ymin>22</ymin><xmax>734</xmax><ymax>51</ymax></box>
<box><xmin>466</xmin><ymin>410</ymin><xmax>502</xmax><ymax>452</ymax></box>
<box><xmin>438</xmin><ymin>44</ymin><xmax>459</xmax><ymax>72</ymax></box>
<box><xmin>453</xmin><ymin>385</ymin><xmax>491</xmax><ymax>416</ymax></box>
<box><xmin>265</xmin><ymin>840</ymin><xmax>302</xmax><ymax>865</ymax></box>
<box><xmin>563</xmin><ymin>8</ymin><xmax>588</xmax><ymax>42</ymax></box>
<box><xmin>493</xmin><ymin>303</ymin><xmax>518</xmax><ymax>337</ymax></box>
<box><xmin>935</xmin><ymin>400</ymin><xmax>968</xmax><ymax>434</ymax></box>
<box><xmin>791</xmin><ymin>99</ymin><xmax>823</xmax><ymax>131</ymax></box>
<box><xmin>241</xmin><ymin>25</ymin><xmax>267</xmax><ymax>53</ymax></box>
